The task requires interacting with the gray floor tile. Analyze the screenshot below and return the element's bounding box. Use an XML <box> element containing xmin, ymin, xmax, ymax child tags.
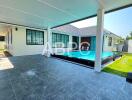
<box><xmin>0</xmin><ymin>55</ymin><xmax>131</xmax><ymax>100</ymax></box>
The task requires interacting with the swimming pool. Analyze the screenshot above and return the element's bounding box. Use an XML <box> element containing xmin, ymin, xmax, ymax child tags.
<box><xmin>63</xmin><ymin>51</ymin><xmax>113</xmax><ymax>61</ymax></box>
<box><xmin>52</xmin><ymin>51</ymin><xmax>115</xmax><ymax>67</ymax></box>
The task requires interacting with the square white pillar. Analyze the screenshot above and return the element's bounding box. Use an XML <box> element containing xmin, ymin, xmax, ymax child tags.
<box><xmin>95</xmin><ymin>9</ymin><xmax>104</xmax><ymax>72</ymax></box>
<box><xmin>47</xmin><ymin>27</ymin><xmax>52</xmax><ymax>57</ymax></box>
<box><xmin>79</xmin><ymin>36</ymin><xmax>81</xmax><ymax>51</ymax></box>
<box><xmin>42</xmin><ymin>27</ymin><xmax>52</xmax><ymax>57</ymax></box>
<box><xmin>47</xmin><ymin>27</ymin><xmax>52</xmax><ymax>45</ymax></box>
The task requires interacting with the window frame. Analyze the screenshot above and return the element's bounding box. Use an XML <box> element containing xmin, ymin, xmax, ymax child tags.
<box><xmin>108</xmin><ymin>37</ymin><xmax>112</xmax><ymax>46</ymax></box>
<box><xmin>0</xmin><ymin>36</ymin><xmax>5</xmax><ymax>41</ymax></box>
<box><xmin>26</xmin><ymin>29</ymin><xmax>44</xmax><ymax>45</ymax></box>
<box><xmin>52</xmin><ymin>32</ymin><xmax>69</xmax><ymax>48</ymax></box>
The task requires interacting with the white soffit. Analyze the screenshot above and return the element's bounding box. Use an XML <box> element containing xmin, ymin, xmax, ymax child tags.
<box><xmin>0</xmin><ymin>0</ymin><xmax>131</xmax><ymax>29</ymax></box>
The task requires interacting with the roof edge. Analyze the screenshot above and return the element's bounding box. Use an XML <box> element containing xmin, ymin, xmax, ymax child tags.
<box><xmin>51</xmin><ymin>4</ymin><xmax>132</xmax><ymax>29</ymax></box>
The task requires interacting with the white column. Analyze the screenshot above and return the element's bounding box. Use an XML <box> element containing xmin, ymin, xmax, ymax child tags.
<box><xmin>79</xmin><ymin>36</ymin><xmax>81</xmax><ymax>50</ymax></box>
<box><xmin>47</xmin><ymin>27</ymin><xmax>52</xmax><ymax>45</ymax></box>
<box><xmin>42</xmin><ymin>27</ymin><xmax>52</xmax><ymax>57</ymax></box>
<box><xmin>47</xmin><ymin>27</ymin><xmax>52</xmax><ymax>57</ymax></box>
<box><xmin>94</xmin><ymin>8</ymin><xmax>104</xmax><ymax>72</ymax></box>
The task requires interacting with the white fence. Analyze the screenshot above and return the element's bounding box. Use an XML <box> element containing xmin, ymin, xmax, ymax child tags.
<box><xmin>128</xmin><ymin>40</ymin><xmax>132</xmax><ymax>53</ymax></box>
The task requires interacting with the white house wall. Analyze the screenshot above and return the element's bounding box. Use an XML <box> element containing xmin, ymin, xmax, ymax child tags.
<box><xmin>51</xmin><ymin>30</ymin><xmax>73</xmax><ymax>54</ymax></box>
<box><xmin>103</xmin><ymin>34</ymin><xmax>120</xmax><ymax>52</ymax></box>
<box><xmin>5</xmin><ymin>27</ymin><xmax>14</xmax><ymax>55</ymax></box>
<box><xmin>5</xmin><ymin>24</ymin><xmax>121</xmax><ymax>56</ymax></box>
<box><xmin>0</xmin><ymin>28</ymin><xmax>7</xmax><ymax>50</ymax></box>
<box><xmin>52</xmin><ymin>25</ymin><xmax>81</xmax><ymax>54</ymax></box>
<box><xmin>7</xmin><ymin>26</ymin><xmax>46</xmax><ymax>56</ymax></box>
<box><xmin>103</xmin><ymin>36</ymin><xmax>114</xmax><ymax>51</ymax></box>
<box><xmin>5</xmin><ymin>26</ymin><xmax>74</xmax><ymax>56</ymax></box>
<box><xmin>0</xmin><ymin>42</ymin><xmax>6</xmax><ymax>49</ymax></box>
<box><xmin>54</xmin><ymin>25</ymin><xmax>121</xmax><ymax>52</ymax></box>
<box><xmin>128</xmin><ymin>40</ymin><xmax>132</xmax><ymax>53</ymax></box>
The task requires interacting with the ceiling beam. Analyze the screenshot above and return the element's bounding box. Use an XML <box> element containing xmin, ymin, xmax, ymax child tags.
<box><xmin>0</xmin><ymin>21</ymin><xmax>47</xmax><ymax>30</ymax></box>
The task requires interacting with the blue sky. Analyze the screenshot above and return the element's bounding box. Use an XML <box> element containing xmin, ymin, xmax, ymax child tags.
<box><xmin>71</xmin><ymin>7</ymin><xmax>132</xmax><ymax>38</ymax></box>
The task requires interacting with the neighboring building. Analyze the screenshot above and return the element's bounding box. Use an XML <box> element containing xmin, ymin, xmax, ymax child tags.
<box><xmin>128</xmin><ymin>40</ymin><xmax>132</xmax><ymax>53</ymax></box>
<box><xmin>122</xmin><ymin>40</ymin><xmax>132</xmax><ymax>53</ymax></box>
<box><xmin>3</xmin><ymin>24</ymin><xmax>122</xmax><ymax>56</ymax></box>
<box><xmin>54</xmin><ymin>25</ymin><xmax>122</xmax><ymax>52</ymax></box>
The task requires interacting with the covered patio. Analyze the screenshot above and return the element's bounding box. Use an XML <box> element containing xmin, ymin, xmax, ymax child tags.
<box><xmin>0</xmin><ymin>0</ymin><xmax>132</xmax><ymax>100</ymax></box>
<box><xmin>0</xmin><ymin>55</ymin><xmax>132</xmax><ymax>100</ymax></box>
<box><xmin>0</xmin><ymin>0</ymin><xmax>131</xmax><ymax>71</ymax></box>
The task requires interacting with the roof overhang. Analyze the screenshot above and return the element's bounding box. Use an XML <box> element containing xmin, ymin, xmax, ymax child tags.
<box><xmin>0</xmin><ymin>0</ymin><xmax>131</xmax><ymax>29</ymax></box>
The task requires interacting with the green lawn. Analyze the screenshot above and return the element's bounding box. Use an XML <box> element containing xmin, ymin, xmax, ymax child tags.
<box><xmin>102</xmin><ymin>54</ymin><xmax>132</xmax><ymax>77</ymax></box>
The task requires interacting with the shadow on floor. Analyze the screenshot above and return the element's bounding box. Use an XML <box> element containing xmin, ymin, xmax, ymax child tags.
<box><xmin>3</xmin><ymin>51</ymin><xmax>12</xmax><ymax>57</ymax></box>
<box><xmin>0</xmin><ymin>51</ymin><xmax>12</xmax><ymax>58</ymax></box>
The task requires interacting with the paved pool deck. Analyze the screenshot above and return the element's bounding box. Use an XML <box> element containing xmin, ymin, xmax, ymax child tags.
<box><xmin>0</xmin><ymin>55</ymin><xmax>132</xmax><ymax>100</ymax></box>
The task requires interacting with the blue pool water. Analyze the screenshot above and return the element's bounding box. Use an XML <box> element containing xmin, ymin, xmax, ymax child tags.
<box><xmin>63</xmin><ymin>51</ymin><xmax>113</xmax><ymax>61</ymax></box>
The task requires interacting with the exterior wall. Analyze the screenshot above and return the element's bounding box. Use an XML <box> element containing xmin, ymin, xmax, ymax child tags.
<box><xmin>80</xmin><ymin>34</ymin><xmax>120</xmax><ymax>52</ymax></box>
<box><xmin>52</xmin><ymin>26</ymin><xmax>81</xmax><ymax>53</ymax></box>
<box><xmin>51</xmin><ymin>30</ymin><xmax>74</xmax><ymax>54</ymax></box>
<box><xmin>103</xmin><ymin>35</ymin><xmax>114</xmax><ymax>51</ymax></box>
<box><xmin>103</xmin><ymin>33</ymin><xmax>121</xmax><ymax>52</ymax></box>
<box><xmin>0</xmin><ymin>34</ymin><xmax>6</xmax><ymax>49</ymax></box>
<box><xmin>5</xmin><ymin>24</ymin><xmax>121</xmax><ymax>56</ymax></box>
<box><xmin>5</xmin><ymin>27</ymin><xmax>14</xmax><ymax>54</ymax></box>
<box><xmin>128</xmin><ymin>40</ymin><xmax>132</xmax><ymax>53</ymax></box>
<box><xmin>6</xmin><ymin>26</ymin><xmax>76</xmax><ymax>56</ymax></box>
<box><xmin>6</xmin><ymin>26</ymin><xmax>47</xmax><ymax>56</ymax></box>
<box><xmin>0</xmin><ymin>42</ymin><xmax>5</xmax><ymax>49</ymax></box>
<box><xmin>53</xmin><ymin>25</ymin><xmax>122</xmax><ymax>52</ymax></box>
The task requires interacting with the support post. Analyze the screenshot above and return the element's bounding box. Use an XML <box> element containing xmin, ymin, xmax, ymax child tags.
<box><xmin>42</xmin><ymin>27</ymin><xmax>52</xmax><ymax>57</ymax></box>
<box><xmin>95</xmin><ymin>8</ymin><xmax>104</xmax><ymax>72</ymax></box>
<box><xmin>79</xmin><ymin>36</ymin><xmax>81</xmax><ymax>51</ymax></box>
<box><xmin>47</xmin><ymin>27</ymin><xmax>52</xmax><ymax>57</ymax></box>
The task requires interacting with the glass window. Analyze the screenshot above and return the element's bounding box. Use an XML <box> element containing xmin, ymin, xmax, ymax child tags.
<box><xmin>108</xmin><ymin>37</ymin><xmax>112</xmax><ymax>46</ymax></box>
<box><xmin>52</xmin><ymin>33</ymin><xmax>69</xmax><ymax>48</ymax></box>
<box><xmin>26</xmin><ymin>29</ymin><xmax>44</xmax><ymax>45</ymax></box>
<box><xmin>0</xmin><ymin>36</ymin><xmax>5</xmax><ymax>41</ymax></box>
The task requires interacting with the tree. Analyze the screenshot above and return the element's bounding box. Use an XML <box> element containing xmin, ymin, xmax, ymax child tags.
<box><xmin>126</xmin><ymin>36</ymin><xmax>129</xmax><ymax>40</ymax></box>
<box><xmin>126</xmin><ymin>32</ymin><xmax>132</xmax><ymax>40</ymax></box>
<box><xmin>130</xmin><ymin>32</ymin><xmax>132</xmax><ymax>37</ymax></box>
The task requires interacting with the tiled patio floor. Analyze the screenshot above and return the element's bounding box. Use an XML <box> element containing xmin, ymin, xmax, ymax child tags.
<box><xmin>0</xmin><ymin>55</ymin><xmax>132</xmax><ymax>100</ymax></box>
